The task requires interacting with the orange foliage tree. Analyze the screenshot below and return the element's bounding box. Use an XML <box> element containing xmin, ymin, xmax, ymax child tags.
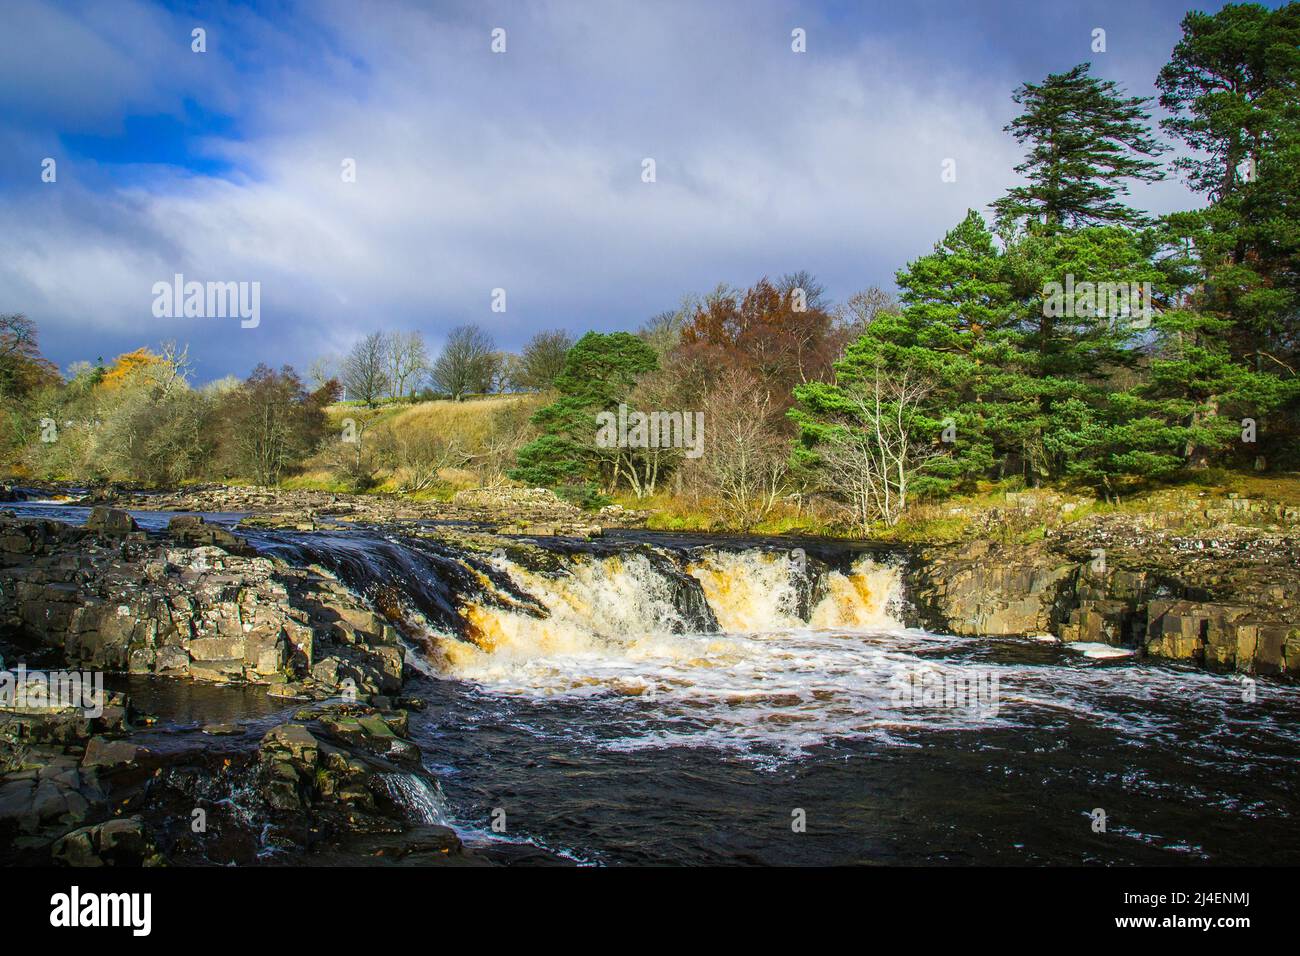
<box><xmin>676</xmin><ymin>276</ymin><xmax>841</xmax><ymax>416</ymax></box>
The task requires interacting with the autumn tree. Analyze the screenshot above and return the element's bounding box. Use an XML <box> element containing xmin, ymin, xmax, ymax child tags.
<box><xmin>677</xmin><ymin>275</ymin><xmax>839</xmax><ymax>411</ymax></box>
<box><xmin>217</xmin><ymin>365</ymin><xmax>329</xmax><ymax>486</ymax></box>
<box><xmin>0</xmin><ymin>313</ymin><xmax>58</xmax><ymax>399</ymax></box>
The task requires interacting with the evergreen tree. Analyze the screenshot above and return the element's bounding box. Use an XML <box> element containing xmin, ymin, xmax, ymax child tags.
<box><xmin>510</xmin><ymin>332</ymin><xmax>658</xmax><ymax>492</ymax></box>
<box><xmin>1157</xmin><ymin>3</ymin><xmax>1300</xmax><ymax>463</ymax></box>
<box><xmin>992</xmin><ymin>64</ymin><xmax>1166</xmax><ymax>232</ymax></box>
<box><xmin>795</xmin><ymin>212</ymin><xmax>1186</xmax><ymax>497</ymax></box>
<box><xmin>1001</xmin><ymin>225</ymin><xmax>1168</xmax><ymax>481</ymax></box>
<box><xmin>794</xmin><ymin>211</ymin><xmax>1017</xmax><ymax>495</ymax></box>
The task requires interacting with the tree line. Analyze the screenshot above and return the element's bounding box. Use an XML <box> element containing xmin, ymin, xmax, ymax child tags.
<box><xmin>514</xmin><ymin>3</ymin><xmax>1300</xmax><ymax>527</ymax></box>
<box><xmin>3</xmin><ymin>4</ymin><xmax>1297</xmax><ymax>533</ymax></box>
<box><xmin>329</xmin><ymin>326</ymin><xmax>575</xmax><ymax>406</ymax></box>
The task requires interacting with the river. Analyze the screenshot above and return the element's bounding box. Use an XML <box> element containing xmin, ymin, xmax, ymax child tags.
<box><xmin>8</xmin><ymin>499</ymin><xmax>1300</xmax><ymax>865</ymax></box>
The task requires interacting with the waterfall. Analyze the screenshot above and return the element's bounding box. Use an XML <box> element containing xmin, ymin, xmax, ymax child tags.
<box><xmin>382</xmin><ymin>772</ymin><xmax>450</xmax><ymax>826</ymax></box>
<box><xmin>244</xmin><ymin>527</ymin><xmax>910</xmax><ymax>696</ymax></box>
<box><xmin>431</xmin><ymin>547</ymin><xmax>908</xmax><ymax>688</ymax></box>
<box><xmin>684</xmin><ymin>549</ymin><xmax>904</xmax><ymax>632</ymax></box>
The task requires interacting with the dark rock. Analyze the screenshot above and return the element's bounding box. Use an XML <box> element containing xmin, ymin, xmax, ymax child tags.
<box><xmin>51</xmin><ymin>815</ymin><xmax>161</xmax><ymax>867</ymax></box>
<box><xmin>85</xmin><ymin>507</ymin><xmax>138</xmax><ymax>535</ymax></box>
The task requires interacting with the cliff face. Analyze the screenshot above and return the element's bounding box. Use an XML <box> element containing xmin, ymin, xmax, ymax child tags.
<box><xmin>907</xmin><ymin>510</ymin><xmax>1300</xmax><ymax>677</ymax></box>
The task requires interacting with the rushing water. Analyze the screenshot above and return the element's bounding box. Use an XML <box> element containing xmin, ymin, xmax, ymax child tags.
<box><xmin>8</xmin><ymin>500</ymin><xmax>1300</xmax><ymax>865</ymax></box>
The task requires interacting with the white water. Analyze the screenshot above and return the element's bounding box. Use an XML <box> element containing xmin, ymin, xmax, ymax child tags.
<box><xmin>430</xmin><ymin>550</ymin><xmax>996</xmax><ymax>755</ymax></box>
<box><xmin>411</xmin><ymin>547</ymin><xmax>1300</xmax><ymax>761</ymax></box>
<box><xmin>382</xmin><ymin>772</ymin><xmax>451</xmax><ymax>826</ymax></box>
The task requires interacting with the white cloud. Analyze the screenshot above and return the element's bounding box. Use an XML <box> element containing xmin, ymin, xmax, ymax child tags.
<box><xmin>0</xmin><ymin>0</ymin><xmax>1200</xmax><ymax>380</ymax></box>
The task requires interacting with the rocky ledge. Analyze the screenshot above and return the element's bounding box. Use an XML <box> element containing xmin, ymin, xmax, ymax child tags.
<box><xmin>77</xmin><ymin>482</ymin><xmax>647</xmax><ymax>535</ymax></box>
<box><xmin>908</xmin><ymin>501</ymin><xmax>1300</xmax><ymax>677</ymax></box>
<box><xmin>1</xmin><ymin>509</ymin><xmax>404</xmax><ymax>698</ymax></box>
<box><xmin>0</xmin><ymin>689</ymin><xmax>489</xmax><ymax>866</ymax></box>
<box><xmin>0</xmin><ymin>509</ymin><xmax>565</xmax><ymax>865</ymax></box>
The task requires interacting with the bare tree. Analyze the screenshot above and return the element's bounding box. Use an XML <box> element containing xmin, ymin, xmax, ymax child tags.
<box><xmin>318</xmin><ymin>415</ymin><xmax>379</xmax><ymax>491</ymax></box>
<box><xmin>341</xmin><ymin>333</ymin><xmax>390</xmax><ymax>407</ymax></box>
<box><xmin>835</xmin><ymin>286</ymin><xmax>899</xmax><ymax>340</ymax></box>
<box><xmin>465</xmin><ymin>397</ymin><xmax>539</xmax><ymax>485</ymax></box>
<box><xmin>815</xmin><ymin>365</ymin><xmax>933</xmax><ymax>530</ymax></box>
<box><xmin>385</xmin><ymin>429</ymin><xmax>468</xmax><ymax>492</ymax></box>
<box><xmin>514</xmin><ymin>329</ymin><xmax>573</xmax><ymax>391</ymax></box>
<box><xmin>429</xmin><ymin>325</ymin><xmax>496</xmax><ymax>401</ymax></box>
<box><xmin>694</xmin><ymin>368</ymin><xmax>791</xmax><ymax>527</ymax></box>
<box><xmin>307</xmin><ymin>355</ymin><xmax>338</xmax><ymax>391</ymax></box>
<box><xmin>386</xmin><ymin>331</ymin><xmax>428</xmax><ymax>400</ymax></box>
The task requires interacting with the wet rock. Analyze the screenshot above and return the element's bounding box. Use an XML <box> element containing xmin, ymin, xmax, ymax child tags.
<box><xmin>1059</xmin><ymin>599</ymin><xmax>1134</xmax><ymax>646</ymax></box>
<box><xmin>909</xmin><ymin>541</ymin><xmax>1074</xmax><ymax>637</ymax></box>
<box><xmin>51</xmin><ymin>815</ymin><xmax>162</xmax><ymax>867</ymax></box>
<box><xmin>0</xmin><ymin>513</ymin><xmax>413</xmax><ymax>697</ymax></box>
<box><xmin>0</xmin><ymin>757</ymin><xmax>96</xmax><ymax>834</ymax></box>
<box><xmin>81</xmin><ymin>737</ymin><xmax>142</xmax><ymax>771</ymax></box>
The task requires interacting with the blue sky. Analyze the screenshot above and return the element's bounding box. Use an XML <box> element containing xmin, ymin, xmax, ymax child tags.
<box><xmin>0</xmin><ymin>0</ymin><xmax>1241</xmax><ymax>382</ymax></box>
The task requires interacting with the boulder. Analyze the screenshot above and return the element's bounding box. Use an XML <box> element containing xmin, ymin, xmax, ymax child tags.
<box><xmin>51</xmin><ymin>815</ymin><xmax>160</xmax><ymax>867</ymax></box>
<box><xmin>84</xmin><ymin>507</ymin><xmax>138</xmax><ymax>535</ymax></box>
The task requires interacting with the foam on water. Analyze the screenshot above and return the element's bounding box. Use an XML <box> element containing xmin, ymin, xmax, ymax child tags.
<box><xmin>425</xmin><ymin>548</ymin><xmax>1300</xmax><ymax>762</ymax></box>
<box><xmin>431</xmin><ymin>552</ymin><xmax>1014</xmax><ymax>756</ymax></box>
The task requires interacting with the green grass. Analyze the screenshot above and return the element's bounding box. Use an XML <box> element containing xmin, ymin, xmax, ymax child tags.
<box><xmin>278</xmin><ymin>475</ymin><xmax>358</xmax><ymax>494</ymax></box>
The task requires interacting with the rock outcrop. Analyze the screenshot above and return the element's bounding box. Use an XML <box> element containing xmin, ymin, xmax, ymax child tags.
<box><xmin>909</xmin><ymin>510</ymin><xmax>1300</xmax><ymax>676</ymax></box>
<box><xmin>0</xmin><ymin>511</ymin><xmax>404</xmax><ymax>697</ymax></box>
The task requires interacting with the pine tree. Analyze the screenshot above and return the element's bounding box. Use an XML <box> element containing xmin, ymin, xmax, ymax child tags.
<box><xmin>510</xmin><ymin>331</ymin><xmax>659</xmax><ymax>492</ymax></box>
<box><xmin>992</xmin><ymin>64</ymin><xmax>1166</xmax><ymax>232</ymax></box>
<box><xmin>1157</xmin><ymin>3</ymin><xmax>1300</xmax><ymax>464</ymax></box>
<box><xmin>1002</xmin><ymin>224</ymin><xmax>1169</xmax><ymax>484</ymax></box>
<box><xmin>793</xmin><ymin>211</ymin><xmax>1020</xmax><ymax>496</ymax></box>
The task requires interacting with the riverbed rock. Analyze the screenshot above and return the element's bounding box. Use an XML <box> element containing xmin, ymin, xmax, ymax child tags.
<box><xmin>51</xmin><ymin>815</ymin><xmax>162</xmax><ymax>867</ymax></box>
<box><xmin>85</xmin><ymin>507</ymin><xmax>138</xmax><ymax>535</ymax></box>
<box><xmin>0</xmin><ymin>513</ymin><xmax>408</xmax><ymax>697</ymax></box>
<box><xmin>910</xmin><ymin>511</ymin><xmax>1300</xmax><ymax>677</ymax></box>
<box><xmin>166</xmin><ymin>514</ymin><xmax>253</xmax><ymax>553</ymax></box>
<box><xmin>88</xmin><ymin>479</ymin><xmax>644</xmax><ymax>531</ymax></box>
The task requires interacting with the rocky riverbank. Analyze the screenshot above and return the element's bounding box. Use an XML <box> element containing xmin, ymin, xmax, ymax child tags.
<box><xmin>0</xmin><ymin>684</ymin><xmax>552</xmax><ymax>866</ymax></box>
<box><xmin>3</xmin><ymin>483</ymin><xmax>1298</xmax><ymax>866</ymax></box>
<box><xmin>62</xmin><ymin>482</ymin><xmax>647</xmax><ymax>536</ymax></box>
<box><xmin>1</xmin><ymin>510</ymin><xmax>404</xmax><ymax>696</ymax></box>
<box><xmin>908</xmin><ymin>492</ymin><xmax>1300</xmax><ymax>676</ymax></box>
<box><xmin>0</xmin><ymin>507</ymin><xmax>567</xmax><ymax>865</ymax></box>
